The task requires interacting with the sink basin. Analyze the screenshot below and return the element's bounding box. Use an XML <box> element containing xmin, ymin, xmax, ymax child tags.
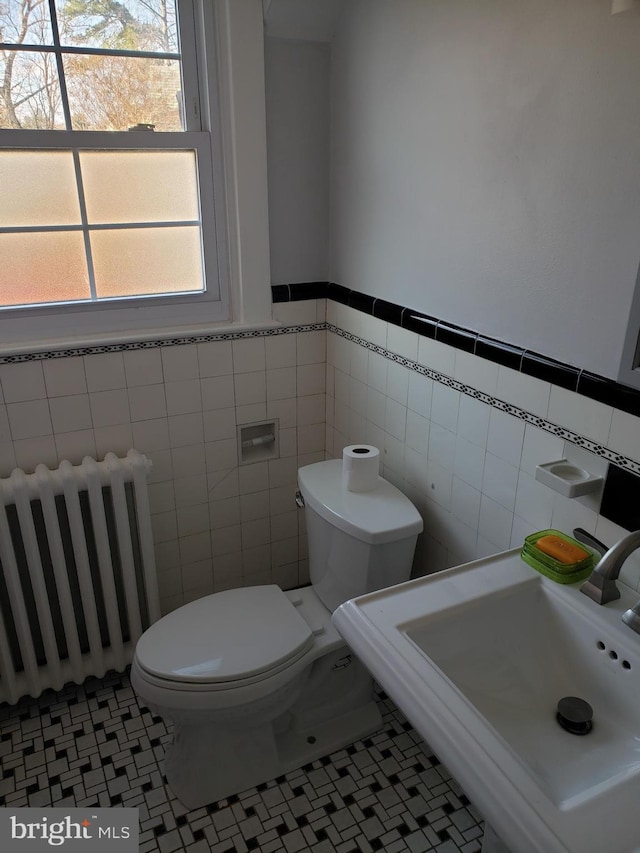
<box><xmin>333</xmin><ymin>549</ymin><xmax>640</xmax><ymax>853</ymax></box>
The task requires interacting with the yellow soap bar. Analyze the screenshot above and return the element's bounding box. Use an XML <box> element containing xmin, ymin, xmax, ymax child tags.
<box><xmin>536</xmin><ymin>534</ymin><xmax>588</xmax><ymax>564</ymax></box>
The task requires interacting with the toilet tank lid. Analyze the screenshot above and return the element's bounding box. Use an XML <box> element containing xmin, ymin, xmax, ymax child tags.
<box><xmin>134</xmin><ymin>586</ymin><xmax>314</xmax><ymax>684</ymax></box>
<box><xmin>298</xmin><ymin>459</ymin><xmax>423</xmax><ymax>544</ymax></box>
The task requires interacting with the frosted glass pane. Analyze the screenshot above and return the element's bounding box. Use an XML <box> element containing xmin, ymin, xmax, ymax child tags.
<box><xmin>0</xmin><ymin>50</ymin><xmax>64</xmax><ymax>129</ymax></box>
<box><xmin>0</xmin><ymin>232</ymin><xmax>90</xmax><ymax>306</ymax></box>
<box><xmin>80</xmin><ymin>151</ymin><xmax>199</xmax><ymax>224</ymax></box>
<box><xmin>0</xmin><ymin>151</ymin><xmax>81</xmax><ymax>227</ymax></box>
<box><xmin>1</xmin><ymin>0</ymin><xmax>53</xmax><ymax>45</ymax></box>
<box><xmin>57</xmin><ymin>0</ymin><xmax>179</xmax><ymax>53</ymax></box>
<box><xmin>91</xmin><ymin>226</ymin><xmax>203</xmax><ymax>298</ymax></box>
<box><xmin>64</xmin><ymin>55</ymin><xmax>182</xmax><ymax>131</ymax></box>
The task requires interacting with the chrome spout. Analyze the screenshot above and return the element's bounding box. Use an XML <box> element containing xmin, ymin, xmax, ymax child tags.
<box><xmin>580</xmin><ymin>530</ymin><xmax>640</xmax><ymax>605</ymax></box>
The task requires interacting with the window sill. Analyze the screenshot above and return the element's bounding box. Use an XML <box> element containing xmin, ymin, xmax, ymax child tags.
<box><xmin>0</xmin><ymin>319</ymin><xmax>284</xmax><ymax>360</ymax></box>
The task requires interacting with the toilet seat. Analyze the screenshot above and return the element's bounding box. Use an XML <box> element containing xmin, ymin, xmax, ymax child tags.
<box><xmin>134</xmin><ymin>585</ymin><xmax>314</xmax><ymax>687</ymax></box>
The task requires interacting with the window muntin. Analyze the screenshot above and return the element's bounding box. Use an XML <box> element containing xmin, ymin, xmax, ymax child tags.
<box><xmin>0</xmin><ymin>0</ymin><xmax>220</xmax><ymax>319</ymax></box>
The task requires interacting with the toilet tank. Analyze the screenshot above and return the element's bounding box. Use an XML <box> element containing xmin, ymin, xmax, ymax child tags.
<box><xmin>297</xmin><ymin>459</ymin><xmax>423</xmax><ymax>612</ymax></box>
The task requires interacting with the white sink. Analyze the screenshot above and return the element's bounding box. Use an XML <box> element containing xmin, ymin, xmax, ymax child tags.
<box><xmin>332</xmin><ymin>549</ymin><xmax>640</xmax><ymax>853</ymax></box>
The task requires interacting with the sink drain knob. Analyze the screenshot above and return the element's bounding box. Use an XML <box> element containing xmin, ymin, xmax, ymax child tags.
<box><xmin>556</xmin><ymin>696</ymin><xmax>593</xmax><ymax>735</ymax></box>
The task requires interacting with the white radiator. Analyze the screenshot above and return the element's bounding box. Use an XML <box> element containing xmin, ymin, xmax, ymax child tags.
<box><xmin>0</xmin><ymin>449</ymin><xmax>160</xmax><ymax>705</ymax></box>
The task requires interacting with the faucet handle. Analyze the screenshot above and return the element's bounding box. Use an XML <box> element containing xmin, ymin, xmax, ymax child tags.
<box><xmin>573</xmin><ymin>528</ymin><xmax>608</xmax><ymax>557</ymax></box>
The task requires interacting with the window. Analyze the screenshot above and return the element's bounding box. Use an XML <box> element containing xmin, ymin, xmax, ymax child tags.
<box><xmin>0</xmin><ymin>0</ymin><xmax>228</xmax><ymax>340</ymax></box>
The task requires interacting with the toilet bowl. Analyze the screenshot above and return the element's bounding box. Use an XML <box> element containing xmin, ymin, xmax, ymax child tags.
<box><xmin>131</xmin><ymin>458</ymin><xmax>423</xmax><ymax>808</ymax></box>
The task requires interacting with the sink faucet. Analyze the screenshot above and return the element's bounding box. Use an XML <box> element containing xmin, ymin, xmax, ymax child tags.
<box><xmin>578</xmin><ymin>529</ymin><xmax>640</xmax><ymax>605</ymax></box>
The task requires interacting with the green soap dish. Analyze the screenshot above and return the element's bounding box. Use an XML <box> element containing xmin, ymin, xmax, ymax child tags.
<box><xmin>522</xmin><ymin>529</ymin><xmax>594</xmax><ymax>574</ymax></box>
<box><xmin>520</xmin><ymin>548</ymin><xmax>594</xmax><ymax>584</ymax></box>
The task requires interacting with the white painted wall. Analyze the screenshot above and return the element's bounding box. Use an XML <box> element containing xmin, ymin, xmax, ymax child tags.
<box><xmin>329</xmin><ymin>0</ymin><xmax>640</xmax><ymax>378</ymax></box>
<box><xmin>265</xmin><ymin>38</ymin><xmax>331</xmax><ymax>284</ymax></box>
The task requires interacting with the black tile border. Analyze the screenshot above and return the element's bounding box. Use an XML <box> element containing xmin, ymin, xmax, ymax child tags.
<box><xmin>275</xmin><ymin>282</ymin><xmax>640</xmax><ymax>419</ymax></box>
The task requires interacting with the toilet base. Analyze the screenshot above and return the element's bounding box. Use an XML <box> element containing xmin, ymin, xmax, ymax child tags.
<box><xmin>163</xmin><ymin>654</ymin><xmax>382</xmax><ymax>809</ymax></box>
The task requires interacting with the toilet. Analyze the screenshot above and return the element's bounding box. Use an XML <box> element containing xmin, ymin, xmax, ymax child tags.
<box><xmin>131</xmin><ymin>458</ymin><xmax>423</xmax><ymax>808</ymax></box>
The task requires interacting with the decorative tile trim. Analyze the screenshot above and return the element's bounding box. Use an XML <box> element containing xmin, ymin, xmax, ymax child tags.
<box><xmin>327</xmin><ymin>323</ymin><xmax>640</xmax><ymax>478</ymax></box>
<box><xmin>276</xmin><ymin>283</ymin><xmax>640</xmax><ymax>419</ymax></box>
<box><xmin>0</xmin><ymin>323</ymin><xmax>326</xmax><ymax>365</ymax></box>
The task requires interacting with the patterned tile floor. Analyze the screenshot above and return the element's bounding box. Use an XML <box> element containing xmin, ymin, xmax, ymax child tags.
<box><xmin>0</xmin><ymin>670</ymin><xmax>485</xmax><ymax>852</ymax></box>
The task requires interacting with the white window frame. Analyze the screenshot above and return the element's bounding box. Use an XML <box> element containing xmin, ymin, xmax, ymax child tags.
<box><xmin>0</xmin><ymin>0</ymin><xmax>232</xmax><ymax>347</ymax></box>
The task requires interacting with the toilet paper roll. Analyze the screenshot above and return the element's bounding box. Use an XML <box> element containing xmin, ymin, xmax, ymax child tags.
<box><xmin>342</xmin><ymin>445</ymin><xmax>380</xmax><ymax>493</ymax></box>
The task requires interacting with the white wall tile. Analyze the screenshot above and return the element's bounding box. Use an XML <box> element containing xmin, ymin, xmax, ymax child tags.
<box><xmin>197</xmin><ymin>340</ymin><xmax>233</xmax><ymax>377</ymax></box>
<box><xmin>0</xmin><ymin>406</ymin><xmax>11</xmax><ymax>442</ymax></box>
<box><xmin>89</xmin><ymin>389</ymin><xmax>130</xmax><ymax>427</ymax></box>
<box><xmin>234</xmin><ymin>371</ymin><xmax>266</xmax><ymax>406</ymax></box>
<box><xmin>94</xmin><ymin>424</ymin><xmax>134</xmax><ymax>459</ymax></box>
<box><xmin>514</xmin><ymin>473</ymin><xmax>554</xmax><ymax>531</ymax></box>
<box><xmin>148</xmin><ymin>481</ymin><xmax>176</xmax><ymax>514</ymax></box>
<box><xmin>266</xmin><ymin>334</ymin><xmax>296</xmax><ymax>369</ymax></box>
<box><xmin>165</xmin><ymin>379</ymin><xmax>202</xmax><ymax>416</ymax></box>
<box><xmin>49</xmin><ymin>394</ymin><xmax>92</xmax><ymax>434</ymax></box>
<box><xmin>608</xmin><ymin>409</ymin><xmax>640</xmax><ymax>462</ymax></box>
<box><xmin>236</xmin><ymin>403</ymin><xmax>267</xmax><ymax>424</ymax></box>
<box><xmin>203</xmin><ymin>407</ymin><xmax>236</xmax><ymax>442</ymax></box>
<box><xmin>426</xmin><ymin>459</ymin><xmax>453</xmax><ymax>509</ymax></box>
<box><xmin>123</xmin><ymin>348</ymin><xmax>164</xmax><ymax>387</ymax></box>
<box><xmin>454</xmin><ymin>351</ymin><xmax>498</xmax><ymax>395</ymax></box>
<box><xmin>0</xmin><ymin>441</ymin><xmax>16</xmax><ymax>475</ymax></box>
<box><xmin>297</xmin><ymin>423</ymin><xmax>325</xmax><ymax>454</ymax></box>
<box><xmin>367</xmin><ymin>351</ymin><xmax>388</xmax><ymax>393</ymax></box>
<box><xmin>171</xmin><ymin>444</ymin><xmax>206</xmax><ymax>478</ymax></box>
<box><xmin>174</xmin><ymin>474</ymin><xmax>208</xmax><ymax>507</ymax></box>
<box><xmin>520</xmin><ymin>424</ymin><xmax>564</xmax><ymax>477</ymax></box>
<box><xmin>366</xmin><ymin>387</ymin><xmax>386</xmax><ymax>429</ymax></box>
<box><xmin>430</xmin><ymin>383</ymin><xmax>459</xmax><ymax>432</ymax></box>
<box><xmin>13</xmin><ymin>436</ymin><xmax>58</xmax><ymax>471</ymax></box>
<box><xmin>297</xmin><ymin>330</ymin><xmax>326</xmax><ymax>365</ymax></box>
<box><xmin>161</xmin><ymin>344</ymin><xmax>199</xmax><ymax>381</ymax></box>
<box><xmin>359</xmin><ymin>314</ymin><xmax>387</xmax><ymax>348</ymax></box>
<box><xmin>406</xmin><ymin>410</ymin><xmax>429</xmax><ymax>455</ymax></box>
<box><xmin>273</xmin><ymin>300</ymin><xmax>317</xmax><ymax>324</ymax></box>
<box><xmin>168</xmin><ymin>413</ymin><xmax>204</xmax><ymax>448</ymax></box>
<box><xmin>496</xmin><ymin>366</ymin><xmax>550</xmax><ymax>418</ymax></box>
<box><xmin>387</xmin><ymin>324</ymin><xmax>418</xmax><ymax>360</ymax></box>
<box><xmin>478</xmin><ymin>495</ymin><xmax>513</xmax><ymax>550</ymax></box>
<box><xmin>428</xmin><ymin>424</ymin><xmax>455</xmax><ymax>470</ymax></box>
<box><xmin>267</xmin><ymin>367</ymin><xmax>296</xmax><ymax>401</ymax></box>
<box><xmin>131</xmin><ymin>418</ymin><xmax>170</xmax><ymax>452</ymax></box>
<box><xmin>0</xmin><ymin>362</ymin><xmax>46</xmax><ymax>403</ymax></box>
<box><xmin>384</xmin><ymin>398</ymin><xmax>407</xmax><ymax>441</ymax></box>
<box><xmin>240</xmin><ymin>490</ymin><xmax>270</xmax><ymax>521</ymax></box>
<box><xmin>201</xmin><ymin>375</ymin><xmax>235</xmax><ymax>410</ymax></box>
<box><xmin>457</xmin><ymin>395</ymin><xmax>490</xmax><ymax>448</ymax></box>
<box><xmin>482</xmin><ymin>453</ymin><xmax>519</xmax><ymax>511</ymax></box>
<box><xmin>407</xmin><ymin>372</ymin><xmax>432</xmax><ymax>418</ymax></box>
<box><xmin>128</xmin><ymin>385</ymin><xmax>167</xmax><ymax>422</ymax></box>
<box><xmin>451</xmin><ymin>477</ymin><xmax>481</xmax><ymax>530</ymax></box>
<box><xmin>7</xmin><ymin>400</ymin><xmax>52</xmax><ymax>439</ymax></box>
<box><xmin>417</xmin><ymin>337</ymin><xmax>455</xmax><ymax>377</ymax></box>
<box><xmin>210</xmin><ymin>496</ymin><xmax>241</xmax><ymax>529</ymax></box>
<box><xmin>84</xmin><ymin>352</ymin><xmax>126</xmax><ymax>392</ymax></box>
<box><xmin>232</xmin><ymin>338</ymin><xmax>266</xmax><ymax>374</ymax></box>
<box><xmin>386</xmin><ymin>362</ymin><xmax>410</xmax><ymax>405</ymax></box>
<box><xmin>486</xmin><ymin>408</ymin><xmax>525</xmax><ymax>467</ymax></box>
<box><xmin>297</xmin><ymin>394</ymin><xmax>325</xmax><ymax>426</ymax></box>
<box><xmin>547</xmin><ymin>387</ymin><xmax>613</xmax><ymax>444</ymax></box>
<box><xmin>43</xmin><ymin>357</ymin><xmax>87</xmax><ymax>398</ymax></box>
<box><xmin>453</xmin><ymin>436</ymin><xmax>486</xmax><ymax>490</ymax></box>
